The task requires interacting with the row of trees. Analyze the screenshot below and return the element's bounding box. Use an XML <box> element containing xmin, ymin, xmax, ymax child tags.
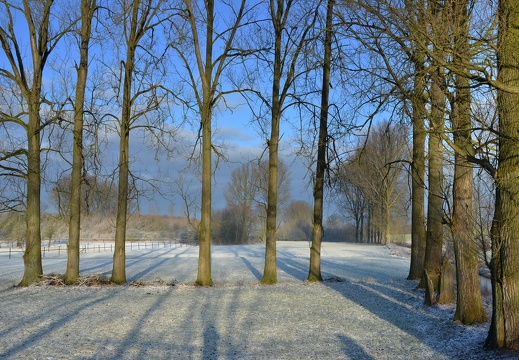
<box><xmin>334</xmin><ymin>122</ymin><xmax>410</xmax><ymax>244</ymax></box>
<box><xmin>1</xmin><ymin>0</ymin><xmax>519</xmax><ymax>351</ymax></box>
<box><xmin>0</xmin><ymin>0</ymin><xmax>333</xmax><ymax>287</ymax></box>
<box><xmin>345</xmin><ymin>0</ymin><xmax>518</xmax><ymax>349</ymax></box>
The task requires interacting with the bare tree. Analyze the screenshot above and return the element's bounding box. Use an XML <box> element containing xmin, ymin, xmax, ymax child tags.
<box><xmin>279</xmin><ymin>200</ymin><xmax>313</xmax><ymax>241</ymax></box>
<box><xmin>360</xmin><ymin>123</ymin><xmax>410</xmax><ymax>244</ymax></box>
<box><xmin>107</xmin><ymin>0</ymin><xmax>171</xmax><ymax>283</ymax></box>
<box><xmin>334</xmin><ymin>161</ymin><xmax>368</xmax><ymax>243</ymax></box>
<box><xmin>406</xmin><ymin>0</ymin><xmax>427</xmax><ymax>281</ymax></box>
<box><xmin>0</xmin><ymin>0</ymin><xmax>74</xmax><ymax>285</ymax></box>
<box><xmin>169</xmin><ymin>0</ymin><xmax>251</xmax><ymax>286</ymax></box>
<box><xmin>259</xmin><ymin>0</ymin><xmax>321</xmax><ymax>284</ymax></box>
<box><xmin>222</xmin><ymin>162</ymin><xmax>260</xmax><ymax>244</ymax></box>
<box><xmin>308</xmin><ymin>0</ymin><xmax>334</xmax><ymax>282</ymax></box>
<box><xmin>65</xmin><ymin>0</ymin><xmax>97</xmax><ymax>285</ymax></box>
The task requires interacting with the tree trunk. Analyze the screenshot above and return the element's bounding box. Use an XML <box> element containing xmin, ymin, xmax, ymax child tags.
<box><xmin>408</xmin><ymin>0</ymin><xmax>427</xmax><ymax>278</ymax></box>
<box><xmin>367</xmin><ymin>206</ymin><xmax>372</xmax><ymax>243</ymax></box>
<box><xmin>437</xmin><ymin>254</ymin><xmax>455</xmax><ymax>304</ymax></box>
<box><xmin>409</xmin><ymin>95</ymin><xmax>426</xmax><ymax>279</ymax></box>
<box><xmin>355</xmin><ymin>219</ymin><xmax>360</xmax><ymax>243</ymax></box>
<box><xmin>421</xmin><ymin>0</ymin><xmax>445</xmax><ymax>291</ymax></box>
<box><xmin>486</xmin><ymin>0</ymin><xmax>519</xmax><ymax>348</ymax></box>
<box><xmin>112</xmin><ymin>0</ymin><xmax>142</xmax><ymax>284</ymax></box>
<box><xmin>65</xmin><ymin>0</ymin><xmax>95</xmax><ymax>285</ymax></box>
<box><xmin>112</xmin><ymin>119</ymin><xmax>129</xmax><ymax>284</ymax></box>
<box><xmin>261</xmin><ymin>0</ymin><xmax>285</xmax><ymax>285</ymax></box>
<box><xmin>195</xmin><ymin>0</ymin><xmax>215</xmax><ymax>286</ymax></box>
<box><xmin>450</xmin><ymin>0</ymin><xmax>486</xmax><ymax>324</ymax></box>
<box><xmin>262</xmin><ymin>108</ymin><xmax>280</xmax><ymax>284</ymax></box>
<box><xmin>382</xmin><ymin>203</ymin><xmax>391</xmax><ymax>245</ymax></box>
<box><xmin>20</xmin><ymin>108</ymin><xmax>43</xmax><ymax>286</ymax></box>
<box><xmin>421</xmin><ymin>65</ymin><xmax>445</xmax><ymax>291</ymax></box>
<box><xmin>308</xmin><ymin>0</ymin><xmax>334</xmax><ymax>283</ymax></box>
<box><xmin>360</xmin><ymin>212</ymin><xmax>364</xmax><ymax>243</ymax></box>
<box><xmin>196</xmin><ymin>104</ymin><xmax>213</xmax><ymax>286</ymax></box>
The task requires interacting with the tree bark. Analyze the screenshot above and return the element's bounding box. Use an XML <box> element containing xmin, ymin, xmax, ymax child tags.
<box><xmin>21</xmin><ymin>108</ymin><xmax>43</xmax><ymax>286</ymax></box>
<box><xmin>196</xmin><ymin>103</ymin><xmax>213</xmax><ymax>286</ymax></box>
<box><xmin>308</xmin><ymin>0</ymin><xmax>334</xmax><ymax>282</ymax></box>
<box><xmin>261</xmin><ymin>0</ymin><xmax>284</xmax><ymax>285</ymax></box>
<box><xmin>15</xmin><ymin>0</ymin><xmax>57</xmax><ymax>286</ymax></box>
<box><xmin>421</xmin><ymin>0</ymin><xmax>445</xmax><ymax>292</ymax></box>
<box><xmin>450</xmin><ymin>0</ymin><xmax>486</xmax><ymax>324</ymax></box>
<box><xmin>112</xmin><ymin>0</ymin><xmax>142</xmax><ymax>284</ymax></box>
<box><xmin>194</xmin><ymin>0</ymin><xmax>215</xmax><ymax>286</ymax></box>
<box><xmin>486</xmin><ymin>0</ymin><xmax>519</xmax><ymax>348</ymax></box>
<box><xmin>408</xmin><ymin>0</ymin><xmax>427</xmax><ymax>279</ymax></box>
<box><xmin>65</xmin><ymin>0</ymin><xmax>96</xmax><ymax>285</ymax></box>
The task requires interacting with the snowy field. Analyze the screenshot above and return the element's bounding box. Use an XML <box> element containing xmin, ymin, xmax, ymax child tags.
<box><xmin>0</xmin><ymin>241</ymin><xmax>516</xmax><ymax>359</ymax></box>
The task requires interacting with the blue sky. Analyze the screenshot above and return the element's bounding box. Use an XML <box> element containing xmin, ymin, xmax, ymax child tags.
<box><xmin>0</xmin><ymin>0</ymin><xmax>343</xmax><ymax>219</ymax></box>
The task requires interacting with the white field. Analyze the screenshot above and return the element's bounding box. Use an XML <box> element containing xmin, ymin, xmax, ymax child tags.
<box><xmin>0</xmin><ymin>241</ymin><xmax>515</xmax><ymax>359</ymax></box>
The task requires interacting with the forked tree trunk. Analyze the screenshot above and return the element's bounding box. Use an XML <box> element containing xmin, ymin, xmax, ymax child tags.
<box><xmin>195</xmin><ymin>0</ymin><xmax>215</xmax><ymax>286</ymax></box>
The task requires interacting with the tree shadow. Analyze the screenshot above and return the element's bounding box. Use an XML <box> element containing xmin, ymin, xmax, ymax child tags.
<box><xmin>202</xmin><ymin>322</ymin><xmax>220</xmax><ymax>359</ymax></box>
<box><xmin>0</xmin><ymin>288</ymin><xmax>124</xmax><ymax>358</ymax></box>
<box><xmin>126</xmin><ymin>247</ymin><xmax>193</xmax><ymax>282</ymax></box>
<box><xmin>338</xmin><ymin>334</ymin><xmax>374</xmax><ymax>359</ymax></box>
<box><xmin>324</xmin><ymin>277</ymin><xmax>500</xmax><ymax>359</ymax></box>
<box><xmin>110</xmin><ymin>286</ymin><xmax>176</xmax><ymax>359</ymax></box>
<box><xmin>240</xmin><ymin>256</ymin><xmax>262</xmax><ymax>280</ymax></box>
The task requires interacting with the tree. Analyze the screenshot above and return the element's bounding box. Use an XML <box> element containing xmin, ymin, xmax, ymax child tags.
<box><xmin>279</xmin><ymin>200</ymin><xmax>313</xmax><ymax>241</ymax></box>
<box><xmin>448</xmin><ymin>0</ymin><xmax>486</xmax><ymax>324</ymax></box>
<box><xmin>421</xmin><ymin>0</ymin><xmax>447</xmax><ymax>293</ymax></box>
<box><xmin>65</xmin><ymin>0</ymin><xmax>97</xmax><ymax>285</ymax></box>
<box><xmin>0</xmin><ymin>0</ymin><xmax>73</xmax><ymax>285</ymax></box>
<box><xmin>335</xmin><ymin>0</ymin><xmax>424</xmax><ymax>247</ymax></box>
<box><xmin>170</xmin><ymin>0</ymin><xmax>250</xmax><ymax>286</ymax></box>
<box><xmin>359</xmin><ymin>122</ymin><xmax>409</xmax><ymax>244</ymax></box>
<box><xmin>222</xmin><ymin>162</ymin><xmax>260</xmax><ymax>244</ymax></box>
<box><xmin>109</xmin><ymin>0</ymin><xmax>170</xmax><ymax>283</ymax></box>
<box><xmin>334</xmin><ymin>161</ymin><xmax>368</xmax><ymax>243</ymax></box>
<box><xmin>51</xmin><ymin>175</ymin><xmax>120</xmax><ymax>217</ymax></box>
<box><xmin>406</xmin><ymin>0</ymin><xmax>427</xmax><ymax>281</ymax></box>
<box><xmin>261</xmin><ymin>0</ymin><xmax>320</xmax><ymax>284</ymax></box>
<box><xmin>486</xmin><ymin>0</ymin><xmax>519</xmax><ymax>349</ymax></box>
<box><xmin>308</xmin><ymin>0</ymin><xmax>334</xmax><ymax>282</ymax></box>
<box><xmin>334</xmin><ymin>122</ymin><xmax>409</xmax><ymax>244</ymax></box>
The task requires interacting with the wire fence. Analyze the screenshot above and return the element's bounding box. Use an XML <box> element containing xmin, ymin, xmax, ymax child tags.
<box><xmin>0</xmin><ymin>239</ymin><xmax>195</xmax><ymax>259</ymax></box>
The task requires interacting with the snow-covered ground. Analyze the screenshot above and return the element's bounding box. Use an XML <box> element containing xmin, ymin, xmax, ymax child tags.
<box><xmin>0</xmin><ymin>241</ymin><xmax>516</xmax><ymax>359</ymax></box>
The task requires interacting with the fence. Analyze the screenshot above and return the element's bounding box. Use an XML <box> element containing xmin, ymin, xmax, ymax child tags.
<box><xmin>0</xmin><ymin>239</ymin><xmax>194</xmax><ymax>259</ymax></box>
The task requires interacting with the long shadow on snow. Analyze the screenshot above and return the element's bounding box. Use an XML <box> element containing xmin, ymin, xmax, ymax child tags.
<box><xmin>0</xmin><ymin>288</ymin><xmax>124</xmax><ymax>358</ymax></box>
<box><xmin>110</xmin><ymin>287</ymin><xmax>176</xmax><ymax>359</ymax></box>
<box><xmin>126</xmin><ymin>247</ymin><xmax>193</xmax><ymax>282</ymax></box>
<box><xmin>338</xmin><ymin>334</ymin><xmax>374</xmax><ymax>360</ymax></box>
<box><xmin>324</xmin><ymin>274</ymin><xmax>492</xmax><ymax>359</ymax></box>
<box><xmin>240</xmin><ymin>256</ymin><xmax>263</xmax><ymax>280</ymax></box>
